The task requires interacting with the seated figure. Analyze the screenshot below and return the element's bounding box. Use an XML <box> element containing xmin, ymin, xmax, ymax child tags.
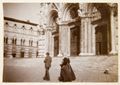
<box><xmin>58</xmin><ymin>57</ymin><xmax>76</xmax><ymax>82</ymax></box>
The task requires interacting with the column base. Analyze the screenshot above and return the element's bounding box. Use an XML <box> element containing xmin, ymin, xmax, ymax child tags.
<box><xmin>57</xmin><ymin>53</ymin><xmax>63</xmax><ymax>57</ymax></box>
<box><xmin>79</xmin><ymin>53</ymin><xmax>95</xmax><ymax>56</ymax></box>
<box><xmin>109</xmin><ymin>50</ymin><xmax>118</xmax><ymax>55</ymax></box>
<box><xmin>37</xmin><ymin>55</ymin><xmax>44</xmax><ymax>57</ymax></box>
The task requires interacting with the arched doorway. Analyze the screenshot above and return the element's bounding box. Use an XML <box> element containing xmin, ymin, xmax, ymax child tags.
<box><xmin>49</xmin><ymin>9</ymin><xmax>59</xmax><ymax>57</ymax></box>
<box><xmin>95</xmin><ymin>25</ymin><xmax>108</xmax><ymax>55</ymax></box>
<box><xmin>63</xmin><ymin>4</ymin><xmax>80</xmax><ymax>56</ymax></box>
<box><xmin>92</xmin><ymin>3</ymin><xmax>111</xmax><ymax>55</ymax></box>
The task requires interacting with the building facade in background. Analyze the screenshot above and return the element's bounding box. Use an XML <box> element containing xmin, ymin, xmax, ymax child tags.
<box><xmin>4</xmin><ymin>3</ymin><xmax>118</xmax><ymax>58</ymax></box>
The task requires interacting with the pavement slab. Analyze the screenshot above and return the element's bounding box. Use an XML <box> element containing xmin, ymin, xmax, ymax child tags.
<box><xmin>3</xmin><ymin>56</ymin><xmax>118</xmax><ymax>82</ymax></box>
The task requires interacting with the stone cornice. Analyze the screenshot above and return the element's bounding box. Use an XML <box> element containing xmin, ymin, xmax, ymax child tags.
<box><xmin>4</xmin><ymin>17</ymin><xmax>38</xmax><ymax>26</ymax></box>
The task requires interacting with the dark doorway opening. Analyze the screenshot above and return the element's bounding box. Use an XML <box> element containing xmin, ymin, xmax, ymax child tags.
<box><xmin>21</xmin><ymin>51</ymin><xmax>24</xmax><ymax>58</ymax></box>
<box><xmin>70</xmin><ymin>26</ymin><xmax>80</xmax><ymax>56</ymax></box>
<box><xmin>54</xmin><ymin>36</ymin><xmax>59</xmax><ymax>56</ymax></box>
<box><xmin>95</xmin><ymin>25</ymin><xmax>108</xmax><ymax>55</ymax></box>
<box><xmin>36</xmin><ymin>51</ymin><xmax>38</xmax><ymax>57</ymax></box>
<box><xmin>12</xmin><ymin>53</ymin><xmax>16</xmax><ymax>58</ymax></box>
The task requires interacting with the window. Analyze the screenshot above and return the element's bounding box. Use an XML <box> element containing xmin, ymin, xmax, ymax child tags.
<box><xmin>5</xmin><ymin>22</ymin><xmax>9</xmax><ymax>26</ymax></box>
<box><xmin>37</xmin><ymin>30</ymin><xmax>41</xmax><ymax>35</ymax></box>
<box><xmin>4</xmin><ymin>37</ymin><xmax>5</xmax><ymax>44</ymax></box>
<box><xmin>29</xmin><ymin>40</ymin><xmax>33</xmax><ymax>46</ymax></box>
<box><xmin>14</xmin><ymin>24</ymin><xmax>17</xmax><ymax>29</ymax></box>
<box><xmin>21</xmin><ymin>39</ymin><xmax>22</xmax><ymax>45</ymax></box>
<box><xmin>15</xmin><ymin>38</ymin><xmax>17</xmax><ymax>45</ymax></box>
<box><xmin>22</xmin><ymin>25</ymin><xmax>25</xmax><ymax>29</ymax></box>
<box><xmin>6</xmin><ymin>37</ymin><xmax>8</xmax><ymax>44</ymax></box>
<box><xmin>23</xmin><ymin>40</ymin><xmax>25</xmax><ymax>45</ymax></box>
<box><xmin>4</xmin><ymin>37</ymin><xmax>8</xmax><ymax>44</ymax></box>
<box><xmin>30</xmin><ymin>27</ymin><xmax>33</xmax><ymax>33</ymax></box>
<box><xmin>21</xmin><ymin>39</ymin><xmax>25</xmax><ymax>46</ymax></box>
<box><xmin>29</xmin><ymin>40</ymin><xmax>30</xmax><ymax>46</ymax></box>
<box><xmin>12</xmin><ymin>38</ymin><xmax>14</xmax><ymax>44</ymax></box>
<box><xmin>37</xmin><ymin>41</ymin><xmax>39</xmax><ymax>47</ymax></box>
<box><xmin>31</xmin><ymin>40</ymin><xmax>33</xmax><ymax>46</ymax></box>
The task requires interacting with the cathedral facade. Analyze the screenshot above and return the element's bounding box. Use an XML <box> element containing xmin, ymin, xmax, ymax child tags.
<box><xmin>4</xmin><ymin>3</ymin><xmax>118</xmax><ymax>58</ymax></box>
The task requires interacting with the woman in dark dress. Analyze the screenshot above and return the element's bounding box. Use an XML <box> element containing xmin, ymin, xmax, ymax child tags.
<box><xmin>58</xmin><ymin>57</ymin><xmax>76</xmax><ymax>82</ymax></box>
<box><xmin>67</xmin><ymin>58</ymin><xmax>76</xmax><ymax>81</ymax></box>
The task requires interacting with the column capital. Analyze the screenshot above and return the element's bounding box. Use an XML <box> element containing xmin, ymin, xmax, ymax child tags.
<box><xmin>58</xmin><ymin>17</ymin><xmax>81</xmax><ymax>27</ymax></box>
<box><xmin>109</xmin><ymin>4</ymin><xmax>118</xmax><ymax>17</ymax></box>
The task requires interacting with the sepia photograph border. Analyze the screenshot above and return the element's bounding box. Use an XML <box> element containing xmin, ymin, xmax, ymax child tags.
<box><xmin>0</xmin><ymin>0</ymin><xmax>119</xmax><ymax>85</ymax></box>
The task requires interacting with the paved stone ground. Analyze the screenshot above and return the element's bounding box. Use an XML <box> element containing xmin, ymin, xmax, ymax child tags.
<box><xmin>3</xmin><ymin>55</ymin><xmax>118</xmax><ymax>82</ymax></box>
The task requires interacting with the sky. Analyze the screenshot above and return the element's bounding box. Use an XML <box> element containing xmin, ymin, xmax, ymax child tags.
<box><xmin>3</xmin><ymin>3</ymin><xmax>41</xmax><ymax>24</ymax></box>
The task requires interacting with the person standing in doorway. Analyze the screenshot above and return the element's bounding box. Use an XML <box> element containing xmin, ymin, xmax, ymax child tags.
<box><xmin>43</xmin><ymin>52</ymin><xmax>52</xmax><ymax>81</ymax></box>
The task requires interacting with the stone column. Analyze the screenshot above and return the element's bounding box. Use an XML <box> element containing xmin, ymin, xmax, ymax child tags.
<box><xmin>44</xmin><ymin>28</ymin><xmax>53</xmax><ymax>57</ymax></box>
<box><xmin>64</xmin><ymin>25</ymin><xmax>70</xmax><ymax>56</ymax></box>
<box><xmin>79</xmin><ymin>16</ymin><xmax>95</xmax><ymax>55</ymax></box>
<box><xmin>84</xmin><ymin>18</ymin><xmax>88</xmax><ymax>54</ymax></box>
<box><xmin>57</xmin><ymin>10</ymin><xmax>64</xmax><ymax>57</ymax></box>
<box><xmin>59</xmin><ymin>24</ymin><xmax>70</xmax><ymax>57</ymax></box>
<box><xmin>67</xmin><ymin>26</ymin><xmax>70</xmax><ymax>56</ymax></box>
<box><xmin>47</xmin><ymin>30</ymin><xmax>52</xmax><ymax>56</ymax></box>
<box><xmin>87</xmin><ymin>18</ymin><xmax>95</xmax><ymax>55</ymax></box>
<box><xmin>51</xmin><ymin>35</ymin><xmax>54</xmax><ymax>57</ymax></box>
<box><xmin>79</xmin><ymin>18</ymin><xmax>84</xmax><ymax>54</ymax></box>
<box><xmin>92</xmin><ymin>25</ymin><xmax>96</xmax><ymax>55</ymax></box>
<box><xmin>46</xmin><ymin>30</ymin><xmax>50</xmax><ymax>53</ymax></box>
<box><xmin>49</xmin><ymin>31</ymin><xmax>53</xmax><ymax>57</ymax></box>
<box><xmin>57</xmin><ymin>25</ymin><xmax>63</xmax><ymax>57</ymax></box>
<box><xmin>109</xmin><ymin>8</ymin><xmax>117</xmax><ymax>54</ymax></box>
<box><xmin>7</xmin><ymin>38</ymin><xmax>12</xmax><ymax>58</ymax></box>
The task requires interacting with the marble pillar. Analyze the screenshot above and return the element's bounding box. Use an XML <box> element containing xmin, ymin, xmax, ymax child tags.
<box><xmin>109</xmin><ymin>8</ymin><xmax>117</xmax><ymax>54</ymax></box>
<box><xmin>59</xmin><ymin>24</ymin><xmax>70</xmax><ymax>57</ymax></box>
<box><xmin>57</xmin><ymin>25</ymin><xmax>63</xmax><ymax>57</ymax></box>
<box><xmin>51</xmin><ymin>35</ymin><xmax>54</xmax><ymax>57</ymax></box>
<box><xmin>79</xmin><ymin>17</ymin><xmax>95</xmax><ymax>55</ymax></box>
